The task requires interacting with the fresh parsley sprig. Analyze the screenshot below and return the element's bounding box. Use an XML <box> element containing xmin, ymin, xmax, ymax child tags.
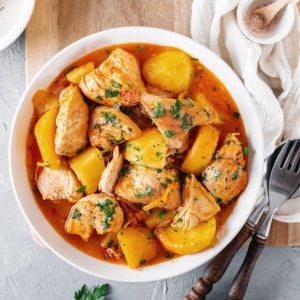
<box><xmin>74</xmin><ymin>284</ymin><xmax>109</xmax><ymax>300</ymax></box>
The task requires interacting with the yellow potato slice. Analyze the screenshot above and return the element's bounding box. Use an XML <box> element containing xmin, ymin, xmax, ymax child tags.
<box><xmin>32</xmin><ymin>89</ymin><xmax>59</xmax><ymax>116</ymax></box>
<box><xmin>181</xmin><ymin>125</ymin><xmax>219</xmax><ymax>175</ymax></box>
<box><xmin>69</xmin><ymin>147</ymin><xmax>105</xmax><ymax>195</ymax></box>
<box><xmin>145</xmin><ymin>208</ymin><xmax>175</xmax><ymax>230</ymax></box>
<box><xmin>142</xmin><ymin>49</ymin><xmax>193</xmax><ymax>93</ymax></box>
<box><xmin>65</xmin><ymin>61</ymin><xmax>95</xmax><ymax>84</ymax></box>
<box><xmin>34</xmin><ymin>108</ymin><xmax>61</xmax><ymax>169</ymax></box>
<box><xmin>156</xmin><ymin>217</ymin><xmax>216</xmax><ymax>255</ymax></box>
<box><xmin>124</xmin><ymin>127</ymin><xmax>168</xmax><ymax>169</ymax></box>
<box><xmin>117</xmin><ymin>227</ymin><xmax>158</xmax><ymax>268</ymax></box>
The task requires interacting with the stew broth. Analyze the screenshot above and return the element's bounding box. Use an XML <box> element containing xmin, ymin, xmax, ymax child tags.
<box><xmin>26</xmin><ymin>43</ymin><xmax>247</xmax><ymax>267</ymax></box>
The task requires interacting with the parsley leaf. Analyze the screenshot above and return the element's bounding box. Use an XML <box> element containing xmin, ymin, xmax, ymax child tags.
<box><xmin>74</xmin><ymin>284</ymin><xmax>109</xmax><ymax>300</ymax></box>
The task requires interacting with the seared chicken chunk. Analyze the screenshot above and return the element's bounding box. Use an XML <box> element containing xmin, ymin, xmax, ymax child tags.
<box><xmin>172</xmin><ymin>174</ymin><xmax>220</xmax><ymax>230</ymax></box>
<box><xmin>36</xmin><ymin>160</ymin><xmax>83</xmax><ymax>203</ymax></box>
<box><xmin>65</xmin><ymin>193</ymin><xmax>124</xmax><ymax>241</ymax></box>
<box><xmin>140</xmin><ymin>92</ymin><xmax>220</xmax><ymax>148</ymax></box>
<box><xmin>79</xmin><ymin>48</ymin><xmax>146</xmax><ymax>106</ymax></box>
<box><xmin>55</xmin><ymin>85</ymin><xmax>89</xmax><ymax>157</ymax></box>
<box><xmin>115</xmin><ymin>165</ymin><xmax>181</xmax><ymax>209</ymax></box>
<box><xmin>88</xmin><ymin>106</ymin><xmax>142</xmax><ymax>151</ymax></box>
<box><xmin>99</xmin><ymin>146</ymin><xmax>124</xmax><ymax>194</ymax></box>
<box><xmin>202</xmin><ymin>134</ymin><xmax>248</xmax><ymax>204</ymax></box>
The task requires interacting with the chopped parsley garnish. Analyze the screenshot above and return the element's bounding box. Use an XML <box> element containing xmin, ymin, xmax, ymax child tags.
<box><xmin>170</xmin><ymin>98</ymin><xmax>182</xmax><ymax>120</ymax></box>
<box><xmin>96</xmin><ymin>199</ymin><xmax>116</xmax><ymax>230</ymax></box>
<box><xmin>164</xmin><ymin>130</ymin><xmax>175</xmax><ymax>138</ymax></box>
<box><xmin>243</xmin><ymin>146</ymin><xmax>249</xmax><ymax>155</ymax></box>
<box><xmin>96</xmin><ymin>95</ymin><xmax>103</xmax><ymax>101</ymax></box>
<box><xmin>158</xmin><ymin>209</ymin><xmax>167</xmax><ymax>220</ymax></box>
<box><xmin>181</xmin><ymin>112</ymin><xmax>194</xmax><ymax>130</ymax></box>
<box><xmin>152</xmin><ymin>102</ymin><xmax>165</xmax><ymax>118</ymax></box>
<box><xmin>145</xmin><ymin>186</ymin><xmax>153</xmax><ymax>197</ymax></box>
<box><xmin>100</xmin><ymin>111</ymin><xmax>117</xmax><ymax>124</ymax></box>
<box><xmin>71</xmin><ymin>209</ymin><xmax>81</xmax><ymax>220</ymax></box>
<box><xmin>110</xmin><ymin>80</ymin><xmax>122</xmax><ymax>89</ymax></box>
<box><xmin>233</xmin><ymin>111</ymin><xmax>240</xmax><ymax>119</ymax></box>
<box><xmin>137</xmin><ymin>45</ymin><xmax>144</xmax><ymax>52</ymax></box>
<box><xmin>76</xmin><ymin>185</ymin><xmax>86</xmax><ymax>193</ymax></box>
<box><xmin>105</xmin><ymin>88</ymin><xmax>119</xmax><ymax>98</ymax></box>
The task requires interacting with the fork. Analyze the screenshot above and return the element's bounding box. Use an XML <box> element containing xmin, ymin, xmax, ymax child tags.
<box><xmin>227</xmin><ymin>139</ymin><xmax>300</xmax><ymax>300</ymax></box>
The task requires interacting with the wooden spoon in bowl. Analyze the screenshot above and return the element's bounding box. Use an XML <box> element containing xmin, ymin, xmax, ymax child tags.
<box><xmin>253</xmin><ymin>0</ymin><xmax>292</xmax><ymax>27</ymax></box>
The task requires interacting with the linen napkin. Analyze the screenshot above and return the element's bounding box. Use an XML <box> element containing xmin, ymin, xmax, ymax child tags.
<box><xmin>191</xmin><ymin>0</ymin><xmax>300</xmax><ymax>222</ymax></box>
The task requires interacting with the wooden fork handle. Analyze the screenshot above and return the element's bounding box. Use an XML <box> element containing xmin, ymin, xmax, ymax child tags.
<box><xmin>184</xmin><ymin>223</ymin><xmax>254</xmax><ymax>300</ymax></box>
<box><xmin>227</xmin><ymin>235</ymin><xmax>267</xmax><ymax>300</ymax></box>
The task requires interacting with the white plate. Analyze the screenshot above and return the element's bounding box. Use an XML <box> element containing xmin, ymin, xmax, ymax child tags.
<box><xmin>9</xmin><ymin>27</ymin><xmax>264</xmax><ymax>282</ymax></box>
<box><xmin>0</xmin><ymin>0</ymin><xmax>35</xmax><ymax>51</ymax></box>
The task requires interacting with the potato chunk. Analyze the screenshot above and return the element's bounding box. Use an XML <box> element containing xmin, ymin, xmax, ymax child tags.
<box><xmin>69</xmin><ymin>147</ymin><xmax>105</xmax><ymax>195</ymax></box>
<box><xmin>34</xmin><ymin>108</ymin><xmax>61</xmax><ymax>169</ymax></box>
<box><xmin>117</xmin><ymin>227</ymin><xmax>158</xmax><ymax>268</ymax></box>
<box><xmin>181</xmin><ymin>125</ymin><xmax>219</xmax><ymax>175</ymax></box>
<box><xmin>66</xmin><ymin>62</ymin><xmax>95</xmax><ymax>84</ymax></box>
<box><xmin>32</xmin><ymin>89</ymin><xmax>59</xmax><ymax>116</ymax></box>
<box><xmin>156</xmin><ymin>217</ymin><xmax>216</xmax><ymax>255</ymax></box>
<box><xmin>124</xmin><ymin>127</ymin><xmax>168</xmax><ymax>169</ymax></box>
<box><xmin>142</xmin><ymin>49</ymin><xmax>193</xmax><ymax>93</ymax></box>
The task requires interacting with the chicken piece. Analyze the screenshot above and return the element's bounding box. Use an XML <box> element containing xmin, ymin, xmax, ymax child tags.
<box><xmin>115</xmin><ymin>165</ymin><xmax>181</xmax><ymax>208</ymax></box>
<box><xmin>36</xmin><ymin>160</ymin><xmax>83</xmax><ymax>203</ymax></box>
<box><xmin>92</xmin><ymin>194</ymin><xmax>124</xmax><ymax>235</ymax></box>
<box><xmin>202</xmin><ymin>133</ymin><xmax>248</xmax><ymax>204</ymax></box>
<box><xmin>172</xmin><ymin>174</ymin><xmax>220</xmax><ymax>230</ymax></box>
<box><xmin>215</xmin><ymin>133</ymin><xmax>245</xmax><ymax>167</ymax></box>
<box><xmin>99</xmin><ymin>146</ymin><xmax>124</xmax><ymax>194</ymax></box>
<box><xmin>65</xmin><ymin>193</ymin><xmax>124</xmax><ymax>241</ymax></box>
<box><xmin>65</xmin><ymin>197</ymin><xmax>95</xmax><ymax>241</ymax></box>
<box><xmin>55</xmin><ymin>85</ymin><xmax>89</xmax><ymax>157</ymax></box>
<box><xmin>88</xmin><ymin>106</ymin><xmax>142</xmax><ymax>151</ymax></box>
<box><xmin>140</xmin><ymin>92</ymin><xmax>220</xmax><ymax>148</ymax></box>
<box><xmin>79</xmin><ymin>48</ymin><xmax>146</xmax><ymax>106</ymax></box>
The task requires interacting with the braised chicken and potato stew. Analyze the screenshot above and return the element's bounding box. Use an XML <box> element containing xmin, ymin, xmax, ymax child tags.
<box><xmin>27</xmin><ymin>43</ymin><xmax>248</xmax><ymax>269</ymax></box>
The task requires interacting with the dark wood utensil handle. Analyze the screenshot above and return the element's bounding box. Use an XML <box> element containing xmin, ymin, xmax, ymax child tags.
<box><xmin>227</xmin><ymin>234</ymin><xmax>267</xmax><ymax>300</ymax></box>
<box><xmin>184</xmin><ymin>223</ymin><xmax>254</xmax><ymax>300</ymax></box>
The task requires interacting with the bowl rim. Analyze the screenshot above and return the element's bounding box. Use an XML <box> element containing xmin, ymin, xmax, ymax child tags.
<box><xmin>8</xmin><ymin>26</ymin><xmax>264</xmax><ymax>282</ymax></box>
<box><xmin>0</xmin><ymin>0</ymin><xmax>35</xmax><ymax>51</ymax></box>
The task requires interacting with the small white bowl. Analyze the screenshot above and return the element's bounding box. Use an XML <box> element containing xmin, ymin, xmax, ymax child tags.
<box><xmin>9</xmin><ymin>27</ymin><xmax>264</xmax><ymax>282</ymax></box>
<box><xmin>0</xmin><ymin>0</ymin><xmax>35</xmax><ymax>51</ymax></box>
<box><xmin>237</xmin><ymin>0</ymin><xmax>295</xmax><ymax>44</ymax></box>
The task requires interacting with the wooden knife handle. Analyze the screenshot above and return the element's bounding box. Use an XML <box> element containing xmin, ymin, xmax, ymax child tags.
<box><xmin>227</xmin><ymin>235</ymin><xmax>267</xmax><ymax>300</ymax></box>
<box><xmin>184</xmin><ymin>223</ymin><xmax>254</xmax><ymax>300</ymax></box>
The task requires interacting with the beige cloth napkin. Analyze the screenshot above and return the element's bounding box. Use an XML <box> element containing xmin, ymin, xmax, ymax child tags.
<box><xmin>191</xmin><ymin>0</ymin><xmax>300</xmax><ymax>222</ymax></box>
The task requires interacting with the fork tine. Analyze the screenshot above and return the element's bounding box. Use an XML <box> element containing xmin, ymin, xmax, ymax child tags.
<box><xmin>274</xmin><ymin>140</ymin><xmax>292</xmax><ymax>168</ymax></box>
<box><xmin>282</xmin><ymin>140</ymin><xmax>298</xmax><ymax>169</ymax></box>
<box><xmin>291</xmin><ymin>142</ymin><xmax>300</xmax><ymax>174</ymax></box>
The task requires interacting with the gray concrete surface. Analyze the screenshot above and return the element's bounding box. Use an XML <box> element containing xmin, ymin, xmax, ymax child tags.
<box><xmin>1</xmin><ymin>34</ymin><xmax>300</xmax><ymax>300</ymax></box>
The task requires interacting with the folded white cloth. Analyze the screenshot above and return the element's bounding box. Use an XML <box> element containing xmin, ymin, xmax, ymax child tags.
<box><xmin>191</xmin><ymin>0</ymin><xmax>300</xmax><ymax>222</ymax></box>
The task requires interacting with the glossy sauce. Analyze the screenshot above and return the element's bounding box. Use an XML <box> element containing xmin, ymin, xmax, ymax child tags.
<box><xmin>26</xmin><ymin>43</ymin><xmax>247</xmax><ymax>266</ymax></box>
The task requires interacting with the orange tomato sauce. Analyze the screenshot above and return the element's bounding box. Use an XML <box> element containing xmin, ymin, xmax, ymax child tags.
<box><xmin>26</xmin><ymin>43</ymin><xmax>247</xmax><ymax>266</ymax></box>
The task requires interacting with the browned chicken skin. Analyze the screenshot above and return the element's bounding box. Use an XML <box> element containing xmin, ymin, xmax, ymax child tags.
<box><xmin>79</xmin><ymin>48</ymin><xmax>146</xmax><ymax>106</ymax></box>
<box><xmin>202</xmin><ymin>133</ymin><xmax>248</xmax><ymax>204</ymax></box>
<box><xmin>55</xmin><ymin>85</ymin><xmax>89</xmax><ymax>157</ymax></box>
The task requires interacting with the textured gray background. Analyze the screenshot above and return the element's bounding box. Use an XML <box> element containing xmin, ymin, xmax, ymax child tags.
<box><xmin>1</xmin><ymin>33</ymin><xmax>300</xmax><ymax>300</ymax></box>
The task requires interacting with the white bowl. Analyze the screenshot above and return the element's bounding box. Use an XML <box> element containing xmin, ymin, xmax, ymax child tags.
<box><xmin>237</xmin><ymin>0</ymin><xmax>295</xmax><ymax>44</ymax></box>
<box><xmin>9</xmin><ymin>27</ymin><xmax>264</xmax><ymax>282</ymax></box>
<box><xmin>0</xmin><ymin>0</ymin><xmax>35</xmax><ymax>51</ymax></box>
